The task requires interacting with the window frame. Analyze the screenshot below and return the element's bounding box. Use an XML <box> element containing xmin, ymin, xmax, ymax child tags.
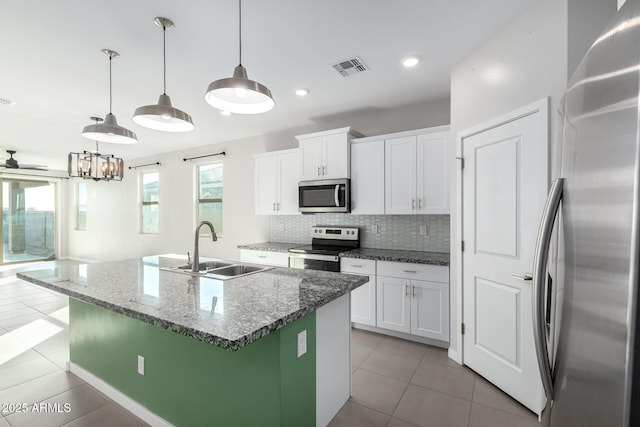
<box><xmin>195</xmin><ymin>162</ymin><xmax>223</xmax><ymax>237</ymax></box>
<box><xmin>139</xmin><ymin>170</ymin><xmax>160</xmax><ymax>235</ymax></box>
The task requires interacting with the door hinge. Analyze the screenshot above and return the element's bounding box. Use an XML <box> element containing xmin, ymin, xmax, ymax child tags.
<box><xmin>456</xmin><ymin>156</ymin><xmax>464</xmax><ymax>169</ymax></box>
<box><xmin>461</xmin><ymin>240</ymin><xmax>465</xmax><ymax>251</ymax></box>
<box><xmin>461</xmin><ymin>323</ymin><xmax>465</xmax><ymax>335</ymax></box>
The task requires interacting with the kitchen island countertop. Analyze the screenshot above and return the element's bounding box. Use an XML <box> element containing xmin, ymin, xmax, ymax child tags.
<box><xmin>237</xmin><ymin>241</ymin><xmax>303</xmax><ymax>253</ymax></box>
<box><xmin>16</xmin><ymin>255</ymin><xmax>367</xmax><ymax>350</ymax></box>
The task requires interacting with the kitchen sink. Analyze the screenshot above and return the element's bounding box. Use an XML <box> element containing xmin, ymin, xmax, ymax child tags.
<box><xmin>204</xmin><ymin>265</ymin><xmax>269</xmax><ymax>280</ymax></box>
<box><xmin>175</xmin><ymin>261</ymin><xmax>233</xmax><ymax>271</ymax></box>
<box><xmin>161</xmin><ymin>261</ymin><xmax>271</xmax><ymax>280</ymax></box>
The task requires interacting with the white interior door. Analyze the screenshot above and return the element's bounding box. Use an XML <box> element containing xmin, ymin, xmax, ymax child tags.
<box><xmin>461</xmin><ymin>100</ymin><xmax>548</xmax><ymax>415</ymax></box>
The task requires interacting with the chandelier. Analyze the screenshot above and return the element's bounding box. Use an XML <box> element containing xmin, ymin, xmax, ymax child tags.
<box><xmin>69</xmin><ymin>117</ymin><xmax>125</xmax><ymax>181</ymax></box>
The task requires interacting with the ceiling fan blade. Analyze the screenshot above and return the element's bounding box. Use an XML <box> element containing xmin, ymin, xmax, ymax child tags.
<box><xmin>19</xmin><ymin>164</ymin><xmax>49</xmax><ymax>171</ymax></box>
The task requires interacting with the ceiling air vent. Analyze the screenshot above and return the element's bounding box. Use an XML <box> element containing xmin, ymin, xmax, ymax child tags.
<box><xmin>0</xmin><ymin>97</ymin><xmax>15</xmax><ymax>107</ymax></box>
<box><xmin>332</xmin><ymin>56</ymin><xmax>370</xmax><ymax>77</ymax></box>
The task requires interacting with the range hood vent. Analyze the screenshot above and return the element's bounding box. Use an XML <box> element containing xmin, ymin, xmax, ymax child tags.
<box><xmin>332</xmin><ymin>56</ymin><xmax>369</xmax><ymax>77</ymax></box>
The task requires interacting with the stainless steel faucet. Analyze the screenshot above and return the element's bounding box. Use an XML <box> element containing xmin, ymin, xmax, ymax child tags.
<box><xmin>192</xmin><ymin>221</ymin><xmax>217</xmax><ymax>273</ymax></box>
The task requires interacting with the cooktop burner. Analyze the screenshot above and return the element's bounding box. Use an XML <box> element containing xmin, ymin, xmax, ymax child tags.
<box><xmin>288</xmin><ymin>226</ymin><xmax>360</xmax><ymax>256</ymax></box>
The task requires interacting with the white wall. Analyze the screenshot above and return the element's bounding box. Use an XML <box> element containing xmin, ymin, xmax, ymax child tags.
<box><xmin>449</xmin><ymin>0</ymin><xmax>568</xmax><ymax>360</ymax></box>
<box><xmin>67</xmin><ymin>98</ymin><xmax>450</xmax><ymax>262</ymax></box>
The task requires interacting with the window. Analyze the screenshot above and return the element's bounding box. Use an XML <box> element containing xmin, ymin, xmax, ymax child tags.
<box><xmin>75</xmin><ymin>182</ymin><xmax>87</xmax><ymax>231</ymax></box>
<box><xmin>197</xmin><ymin>164</ymin><xmax>223</xmax><ymax>235</ymax></box>
<box><xmin>140</xmin><ymin>172</ymin><xmax>159</xmax><ymax>234</ymax></box>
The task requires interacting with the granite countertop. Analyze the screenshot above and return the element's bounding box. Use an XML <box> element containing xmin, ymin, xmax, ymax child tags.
<box><xmin>16</xmin><ymin>255</ymin><xmax>367</xmax><ymax>351</ymax></box>
<box><xmin>340</xmin><ymin>248</ymin><xmax>450</xmax><ymax>266</ymax></box>
<box><xmin>237</xmin><ymin>242</ymin><xmax>303</xmax><ymax>253</ymax></box>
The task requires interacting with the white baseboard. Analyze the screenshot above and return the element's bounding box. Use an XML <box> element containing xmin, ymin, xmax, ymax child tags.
<box><xmin>69</xmin><ymin>362</ymin><xmax>174</xmax><ymax>427</ymax></box>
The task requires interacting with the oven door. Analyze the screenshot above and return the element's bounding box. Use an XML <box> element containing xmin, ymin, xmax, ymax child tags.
<box><xmin>298</xmin><ymin>179</ymin><xmax>350</xmax><ymax>213</ymax></box>
<box><xmin>288</xmin><ymin>253</ymin><xmax>340</xmax><ymax>272</ymax></box>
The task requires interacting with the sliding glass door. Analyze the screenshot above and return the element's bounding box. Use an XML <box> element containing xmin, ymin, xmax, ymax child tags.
<box><xmin>1</xmin><ymin>178</ymin><xmax>56</xmax><ymax>264</ymax></box>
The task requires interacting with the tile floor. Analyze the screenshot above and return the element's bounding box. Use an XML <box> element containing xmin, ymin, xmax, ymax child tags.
<box><xmin>1</xmin><ymin>261</ymin><xmax>548</xmax><ymax>427</ymax></box>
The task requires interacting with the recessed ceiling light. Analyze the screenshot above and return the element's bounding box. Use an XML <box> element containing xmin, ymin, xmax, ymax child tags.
<box><xmin>220</xmin><ymin>110</ymin><xmax>231</xmax><ymax>116</ymax></box>
<box><xmin>296</xmin><ymin>88</ymin><xmax>309</xmax><ymax>97</ymax></box>
<box><xmin>402</xmin><ymin>56</ymin><xmax>420</xmax><ymax>68</ymax></box>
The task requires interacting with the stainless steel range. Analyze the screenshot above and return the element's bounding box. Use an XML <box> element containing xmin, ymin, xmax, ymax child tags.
<box><xmin>288</xmin><ymin>226</ymin><xmax>359</xmax><ymax>272</ymax></box>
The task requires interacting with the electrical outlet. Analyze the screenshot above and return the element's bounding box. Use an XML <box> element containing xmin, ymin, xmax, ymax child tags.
<box><xmin>297</xmin><ymin>330</ymin><xmax>307</xmax><ymax>358</ymax></box>
<box><xmin>372</xmin><ymin>225</ymin><xmax>379</xmax><ymax>234</ymax></box>
<box><xmin>420</xmin><ymin>225</ymin><xmax>429</xmax><ymax>236</ymax></box>
<box><xmin>137</xmin><ymin>355</ymin><xmax>145</xmax><ymax>376</ymax></box>
<box><xmin>279</xmin><ymin>223</ymin><xmax>285</xmax><ymax>232</ymax></box>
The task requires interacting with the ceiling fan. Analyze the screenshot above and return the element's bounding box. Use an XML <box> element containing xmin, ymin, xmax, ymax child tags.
<box><xmin>0</xmin><ymin>150</ymin><xmax>48</xmax><ymax>171</ymax></box>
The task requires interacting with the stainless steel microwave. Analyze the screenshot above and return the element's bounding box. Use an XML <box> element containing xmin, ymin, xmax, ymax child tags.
<box><xmin>298</xmin><ymin>178</ymin><xmax>350</xmax><ymax>213</ymax></box>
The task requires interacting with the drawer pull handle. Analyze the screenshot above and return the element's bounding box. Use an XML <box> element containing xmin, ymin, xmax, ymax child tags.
<box><xmin>403</xmin><ymin>270</ymin><xmax>417</xmax><ymax>273</ymax></box>
<box><xmin>258</xmin><ymin>255</ymin><xmax>267</xmax><ymax>258</ymax></box>
<box><xmin>351</xmin><ymin>264</ymin><xmax>363</xmax><ymax>268</ymax></box>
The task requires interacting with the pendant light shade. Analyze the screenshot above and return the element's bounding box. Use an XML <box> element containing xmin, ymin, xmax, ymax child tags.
<box><xmin>82</xmin><ymin>49</ymin><xmax>138</xmax><ymax>144</ymax></box>
<box><xmin>204</xmin><ymin>0</ymin><xmax>274</xmax><ymax>114</ymax></box>
<box><xmin>133</xmin><ymin>17</ymin><xmax>194</xmax><ymax>132</ymax></box>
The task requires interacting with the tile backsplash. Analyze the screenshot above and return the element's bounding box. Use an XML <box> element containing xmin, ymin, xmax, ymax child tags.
<box><xmin>269</xmin><ymin>214</ymin><xmax>449</xmax><ymax>252</ymax></box>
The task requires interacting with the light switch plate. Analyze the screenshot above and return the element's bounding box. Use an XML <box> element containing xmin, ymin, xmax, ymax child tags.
<box><xmin>297</xmin><ymin>330</ymin><xmax>307</xmax><ymax>358</ymax></box>
<box><xmin>372</xmin><ymin>225</ymin><xmax>379</xmax><ymax>234</ymax></box>
<box><xmin>137</xmin><ymin>355</ymin><xmax>145</xmax><ymax>375</ymax></box>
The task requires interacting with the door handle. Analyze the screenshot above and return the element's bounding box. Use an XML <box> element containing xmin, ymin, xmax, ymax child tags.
<box><xmin>412</xmin><ymin>285</ymin><xmax>416</xmax><ymax>298</ymax></box>
<box><xmin>418</xmin><ymin>198</ymin><xmax>422</xmax><ymax>209</ymax></box>
<box><xmin>510</xmin><ymin>273</ymin><xmax>533</xmax><ymax>281</ymax></box>
<box><xmin>323</xmin><ymin>165</ymin><xmax>326</xmax><ymax>175</ymax></box>
<box><xmin>276</xmin><ymin>202</ymin><xmax>280</xmax><ymax>211</ymax></box>
<box><xmin>335</xmin><ymin>185</ymin><xmax>340</xmax><ymax>207</ymax></box>
<box><xmin>272</xmin><ymin>202</ymin><xmax>276</xmax><ymax>211</ymax></box>
<box><xmin>412</xmin><ymin>198</ymin><xmax>416</xmax><ymax>209</ymax></box>
<box><xmin>532</xmin><ymin>177</ymin><xmax>563</xmax><ymax>401</ymax></box>
<box><xmin>405</xmin><ymin>284</ymin><xmax>409</xmax><ymax>296</ymax></box>
<box><xmin>317</xmin><ymin>166</ymin><xmax>320</xmax><ymax>176</ymax></box>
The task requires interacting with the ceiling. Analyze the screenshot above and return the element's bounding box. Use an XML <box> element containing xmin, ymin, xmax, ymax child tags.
<box><xmin>1</xmin><ymin>0</ymin><xmax>539</xmax><ymax>171</ymax></box>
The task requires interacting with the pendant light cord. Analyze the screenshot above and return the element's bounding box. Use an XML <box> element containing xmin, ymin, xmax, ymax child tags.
<box><xmin>238</xmin><ymin>0</ymin><xmax>242</xmax><ymax>65</ymax></box>
<box><xmin>163</xmin><ymin>23</ymin><xmax>167</xmax><ymax>94</ymax></box>
<box><xmin>108</xmin><ymin>55</ymin><xmax>113</xmax><ymax>114</ymax></box>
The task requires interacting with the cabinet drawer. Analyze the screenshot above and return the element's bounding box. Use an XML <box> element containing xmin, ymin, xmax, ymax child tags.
<box><xmin>340</xmin><ymin>258</ymin><xmax>376</xmax><ymax>275</ymax></box>
<box><xmin>240</xmin><ymin>250</ymin><xmax>289</xmax><ymax>267</ymax></box>
<box><xmin>377</xmin><ymin>261</ymin><xmax>448</xmax><ymax>283</ymax></box>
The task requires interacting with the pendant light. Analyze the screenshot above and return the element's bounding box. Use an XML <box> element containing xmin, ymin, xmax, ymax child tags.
<box><xmin>133</xmin><ymin>17</ymin><xmax>194</xmax><ymax>132</ymax></box>
<box><xmin>204</xmin><ymin>0</ymin><xmax>275</xmax><ymax>114</ymax></box>
<box><xmin>70</xmin><ymin>117</ymin><xmax>125</xmax><ymax>181</ymax></box>
<box><xmin>82</xmin><ymin>50</ymin><xmax>138</xmax><ymax>144</ymax></box>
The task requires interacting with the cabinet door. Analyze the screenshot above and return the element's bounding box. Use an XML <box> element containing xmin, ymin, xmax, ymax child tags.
<box><xmin>410</xmin><ymin>279</ymin><xmax>449</xmax><ymax>341</ymax></box>
<box><xmin>376</xmin><ymin>276</ymin><xmax>411</xmax><ymax>333</ymax></box>
<box><xmin>385</xmin><ymin>136</ymin><xmax>417</xmax><ymax>214</ymax></box>
<box><xmin>350</xmin><ymin>274</ymin><xmax>376</xmax><ymax>326</ymax></box>
<box><xmin>299</xmin><ymin>136</ymin><xmax>323</xmax><ymax>181</ymax></box>
<box><xmin>254</xmin><ymin>155</ymin><xmax>278</xmax><ymax>215</ymax></box>
<box><xmin>323</xmin><ymin>132</ymin><xmax>349</xmax><ymax>179</ymax></box>
<box><xmin>277</xmin><ymin>151</ymin><xmax>300</xmax><ymax>214</ymax></box>
<box><xmin>417</xmin><ymin>132</ymin><xmax>449</xmax><ymax>214</ymax></box>
<box><xmin>351</xmin><ymin>140</ymin><xmax>385</xmax><ymax>214</ymax></box>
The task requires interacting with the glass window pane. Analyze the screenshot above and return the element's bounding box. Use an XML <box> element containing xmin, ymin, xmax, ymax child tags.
<box><xmin>142</xmin><ymin>204</ymin><xmax>159</xmax><ymax>234</ymax></box>
<box><xmin>199</xmin><ymin>164</ymin><xmax>223</xmax><ymax>199</ymax></box>
<box><xmin>142</xmin><ymin>172</ymin><xmax>159</xmax><ymax>202</ymax></box>
<box><xmin>77</xmin><ymin>208</ymin><xmax>87</xmax><ymax>231</ymax></box>
<box><xmin>198</xmin><ymin>202</ymin><xmax>222</xmax><ymax>234</ymax></box>
<box><xmin>77</xmin><ymin>182</ymin><xmax>87</xmax><ymax>205</ymax></box>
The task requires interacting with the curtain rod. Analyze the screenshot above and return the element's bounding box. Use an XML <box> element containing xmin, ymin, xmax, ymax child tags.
<box><xmin>0</xmin><ymin>171</ymin><xmax>69</xmax><ymax>180</ymax></box>
<box><xmin>128</xmin><ymin>162</ymin><xmax>161</xmax><ymax>170</ymax></box>
<box><xmin>183</xmin><ymin>151</ymin><xmax>226</xmax><ymax>162</ymax></box>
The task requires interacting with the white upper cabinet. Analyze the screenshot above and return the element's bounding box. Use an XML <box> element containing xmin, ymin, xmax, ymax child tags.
<box><xmin>297</xmin><ymin>127</ymin><xmax>353</xmax><ymax>181</ymax></box>
<box><xmin>350</xmin><ymin>139</ymin><xmax>385</xmax><ymax>214</ymax></box>
<box><xmin>254</xmin><ymin>149</ymin><xmax>299</xmax><ymax>215</ymax></box>
<box><xmin>384</xmin><ymin>127</ymin><xmax>450</xmax><ymax>215</ymax></box>
<box><xmin>417</xmin><ymin>132</ymin><xmax>449</xmax><ymax>214</ymax></box>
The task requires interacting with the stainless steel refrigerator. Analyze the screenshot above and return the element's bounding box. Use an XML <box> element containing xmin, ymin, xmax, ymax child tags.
<box><xmin>533</xmin><ymin>1</ymin><xmax>640</xmax><ymax>425</ymax></box>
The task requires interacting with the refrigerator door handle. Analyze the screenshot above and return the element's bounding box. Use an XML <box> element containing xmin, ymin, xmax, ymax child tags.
<box><xmin>533</xmin><ymin>177</ymin><xmax>563</xmax><ymax>401</ymax></box>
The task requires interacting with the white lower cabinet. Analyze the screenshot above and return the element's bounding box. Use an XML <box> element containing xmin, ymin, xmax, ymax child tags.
<box><xmin>341</xmin><ymin>258</ymin><xmax>376</xmax><ymax>326</ymax></box>
<box><xmin>239</xmin><ymin>249</ymin><xmax>289</xmax><ymax>267</ymax></box>
<box><xmin>376</xmin><ymin>261</ymin><xmax>449</xmax><ymax>342</ymax></box>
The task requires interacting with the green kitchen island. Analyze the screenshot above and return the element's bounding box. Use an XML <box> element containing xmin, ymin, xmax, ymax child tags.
<box><xmin>17</xmin><ymin>255</ymin><xmax>367</xmax><ymax>426</ymax></box>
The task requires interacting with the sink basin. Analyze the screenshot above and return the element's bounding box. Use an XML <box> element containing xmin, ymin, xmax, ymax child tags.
<box><xmin>161</xmin><ymin>260</ymin><xmax>233</xmax><ymax>275</ymax></box>
<box><xmin>205</xmin><ymin>264</ymin><xmax>272</xmax><ymax>280</ymax></box>
<box><xmin>176</xmin><ymin>261</ymin><xmax>233</xmax><ymax>271</ymax></box>
<box><xmin>161</xmin><ymin>260</ymin><xmax>271</xmax><ymax>280</ymax></box>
